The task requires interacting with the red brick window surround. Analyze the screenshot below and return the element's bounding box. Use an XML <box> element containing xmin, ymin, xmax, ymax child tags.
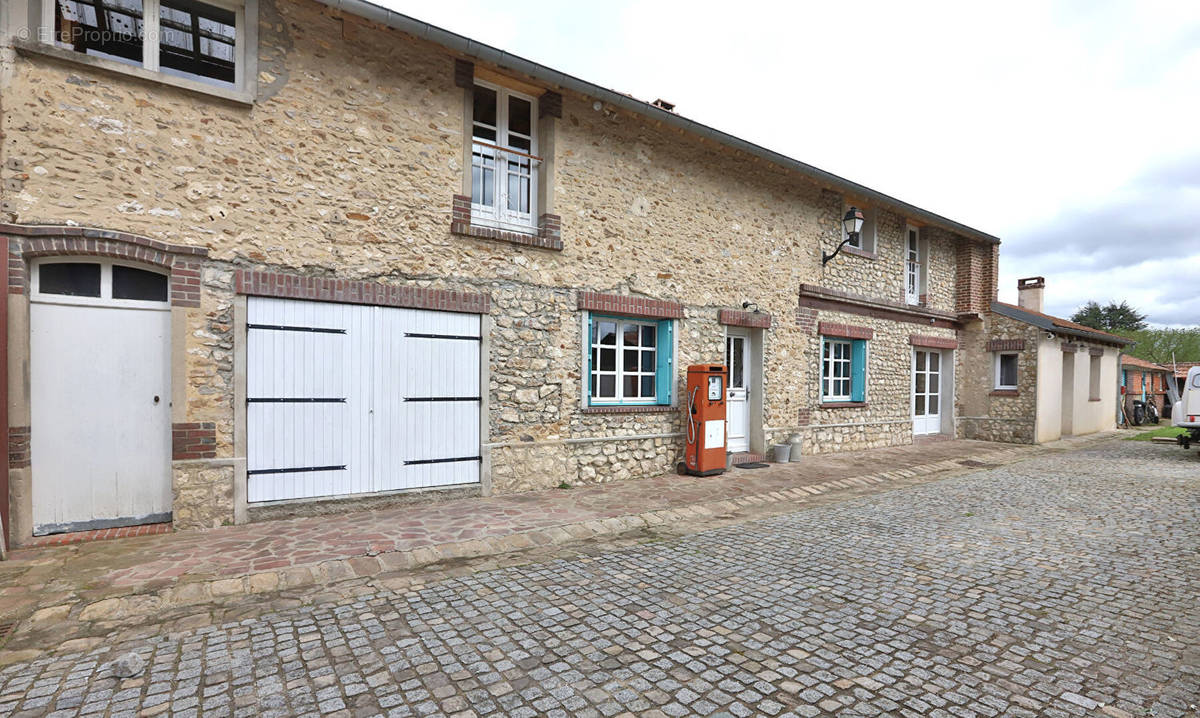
<box><xmin>817</xmin><ymin>321</ymin><xmax>873</xmax><ymax>340</ymax></box>
<box><xmin>235</xmin><ymin>270</ymin><xmax>492</xmax><ymax>314</ymax></box>
<box><xmin>909</xmin><ymin>334</ymin><xmax>959</xmax><ymax>350</ymax></box>
<box><xmin>2</xmin><ymin>224</ymin><xmax>209</xmax><ymax>307</ymax></box>
<box><xmin>450</xmin><ymin>195</ymin><xmax>564</xmax><ymax>251</ymax></box>
<box><xmin>718</xmin><ymin>309</ymin><xmax>771</xmax><ymax>329</ymax></box>
<box><xmin>577</xmin><ymin>291</ymin><xmax>684</xmax><ymax>319</ymax></box>
<box><xmin>987</xmin><ymin>338</ymin><xmax>1026</xmax><ymax>352</ymax></box>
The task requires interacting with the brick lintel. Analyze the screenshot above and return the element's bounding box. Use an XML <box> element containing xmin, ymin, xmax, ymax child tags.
<box><xmin>234</xmin><ymin>269</ymin><xmax>492</xmax><ymax>315</ymax></box>
<box><xmin>578</xmin><ymin>291</ymin><xmax>684</xmax><ymax>319</ymax></box>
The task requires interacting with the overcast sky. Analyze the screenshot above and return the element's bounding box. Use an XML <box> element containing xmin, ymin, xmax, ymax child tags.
<box><xmin>382</xmin><ymin>0</ymin><xmax>1200</xmax><ymax>326</ymax></box>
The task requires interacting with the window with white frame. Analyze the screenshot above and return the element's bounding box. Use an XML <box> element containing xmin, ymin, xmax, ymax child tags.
<box><xmin>588</xmin><ymin>315</ymin><xmax>673</xmax><ymax>406</ymax></box>
<box><xmin>905</xmin><ymin>225</ymin><xmax>921</xmax><ymax>304</ymax></box>
<box><xmin>842</xmin><ymin>203</ymin><xmax>877</xmax><ymax>252</ymax></box>
<box><xmin>44</xmin><ymin>0</ymin><xmax>245</xmax><ymax>88</ymax></box>
<box><xmin>471</xmin><ymin>82</ymin><xmax>538</xmax><ymax>231</ymax></box>
<box><xmin>994</xmin><ymin>352</ymin><xmax>1018</xmax><ymax>390</ymax></box>
<box><xmin>821</xmin><ymin>336</ymin><xmax>867</xmax><ymax>403</ymax></box>
<box><xmin>822</xmin><ymin>339</ymin><xmax>852</xmax><ymax>400</ymax></box>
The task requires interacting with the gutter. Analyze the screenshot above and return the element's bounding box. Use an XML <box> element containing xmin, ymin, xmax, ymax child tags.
<box><xmin>313</xmin><ymin>0</ymin><xmax>1002</xmax><ymax>247</ymax></box>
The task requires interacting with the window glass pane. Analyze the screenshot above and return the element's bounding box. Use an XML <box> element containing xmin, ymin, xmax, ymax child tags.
<box><xmin>623</xmin><ymin>349</ymin><xmax>638</xmax><ymax>372</ymax></box>
<box><xmin>55</xmin><ymin>0</ymin><xmax>145</xmax><ymax>67</ymax></box>
<box><xmin>599</xmin><ymin>375</ymin><xmax>615</xmax><ymax>398</ymax></box>
<box><xmin>112</xmin><ymin>265</ymin><xmax>168</xmax><ymax>301</ymax></box>
<box><xmin>642</xmin><ymin>324</ymin><xmax>656</xmax><ymax>348</ymax></box>
<box><xmin>599</xmin><ymin>348</ymin><xmax>615</xmax><ymax>372</ymax></box>
<box><xmin>916</xmin><ymin>351</ymin><xmax>926</xmax><ymax>371</ymax></box>
<box><xmin>597</xmin><ymin>322</ymin><xmax>616</xmax><ymax>345</ymax></box>
<box><xmin>159</xmin><ymin>0</ymin><xmax>236</xmax><ymax>87</ymax></box>
<box><xmin>508</xmin><ymin>96</ymin><xmax>531</xmax><ymax>138</ymax></box>
<box><xmin>39</xmin><ymin>263</ymin><xmax>101</xmax><ymax>297</ymax></box>
<box><xmin>472</xmin><ymin>86</ymin><xmax>497</xmax><ymax>140</ymax></box>
<box><xmin>915</xmin><ymin>373</ymin><xmax>925</xmax><ymax>394</ymax></box>
<box><xmin>929</xmin><ymin>352</ymin><xmax>939</xmax><ymax>371</ymax></box>
<box><xmin>623</xmin><ymin>375</ymin><xmax>638</xmax><ymax>398</ymax></box>
<box><xmin>640</xmin><ymin>351</ymin><xmax>655</xmax><ymax>372</ymax></box>
<box><xmin>641</xmin><ymin>375</ymin><xmax>655</xmax><ymax>397</ymax></box>
<box><xmin>929</xmin><ymin>396</ymin><xmax>939</xmax><ymax>414</ymax></box>
<box><xmin>929</xmin><ymin>373</ymin><xmax>939</xmax><ymax>393</ymax></box>
<box><xmin>915</xmin><ymin>395</ymin><xmax>925</xmax><ymax>414</ymax></box>
<box><xmin>823</xmin><ymin>341</ymin><xmax>831</xmax><ymax>360</ymax></box>
<box><xmin>623</xmin><ymin>324</ymin><xmax>639</xmax><ymax>347</ymax></box>
<box><xmin>999</xmin><ymin>355</ymin><xmax>1018</xmax><ymax>386</ymax></box>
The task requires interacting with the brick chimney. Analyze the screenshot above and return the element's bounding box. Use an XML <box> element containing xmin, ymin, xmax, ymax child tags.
<box><xmin>1017</xmin><ymin>276</ymin><xmax>1045</xmax><ymax>313</ymax></box>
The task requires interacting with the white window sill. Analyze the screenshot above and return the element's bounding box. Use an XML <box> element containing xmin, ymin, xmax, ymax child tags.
<box><xmin>469</xmin><ymin>214</ymin><xmax>538</xmax><ymax>236</ymax></box>
<box><xmin>13</xmin><ymin>39</ymin><xmax>254</xmax><ymax>106</ymax></box>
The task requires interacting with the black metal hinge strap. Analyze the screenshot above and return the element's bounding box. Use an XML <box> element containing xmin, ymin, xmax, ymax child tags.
<box><xmin>248</xmin><ymin>323</ymin><xmax>346</xmax><ymax>334</ymax></box>
<box><xmin>404</xmin><ymin>333</ymin><xmax>481</xmax><ymax>341</ymax></box>
<box><xmin>248</xmin><ymin>464</ymin><xmax>347</xmax><ymax>476</ymax></box>
<box><xmin>403</xmin><ymin>456</ymin><xmax>482</xmax><ymax>466</ymax></box>
<box><xmin>404</xmin><ymin>397</ymin><xmax>482</xmax><ymax>402</ymax></box>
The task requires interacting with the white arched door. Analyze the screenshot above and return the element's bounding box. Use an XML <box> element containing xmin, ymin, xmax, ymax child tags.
<box><xmin>30</xmin><ymin>259</ymin><xmax>172</xmax><ymax>535</ymax></box>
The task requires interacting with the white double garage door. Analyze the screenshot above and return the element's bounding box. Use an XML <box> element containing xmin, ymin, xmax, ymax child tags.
<box><xmin>247</xmin><ymin>297</ymin><xmax>482</xmax><ymax>503</ymax></box>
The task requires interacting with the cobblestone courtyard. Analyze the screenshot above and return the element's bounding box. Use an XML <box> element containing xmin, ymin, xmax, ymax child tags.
<box><xmin>2</xmin><ymin>439</ymin><xmax>1197</xmax><ymax>717</ymax></box>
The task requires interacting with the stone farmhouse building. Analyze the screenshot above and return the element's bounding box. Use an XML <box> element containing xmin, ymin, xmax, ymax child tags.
<box><xmin>0</xmin><ymin>0</ymin><xmax>1115</xmax><ymax>544</ymax></box>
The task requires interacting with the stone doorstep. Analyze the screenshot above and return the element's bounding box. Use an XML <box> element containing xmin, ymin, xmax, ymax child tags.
<box><xmin>48</xmin><ymin>444</ymin><xmax>1047</xmax><ymax>632</ymax></box>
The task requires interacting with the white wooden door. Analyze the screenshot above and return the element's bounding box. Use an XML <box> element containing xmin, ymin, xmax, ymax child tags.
<box><xmin>912</xmin><ymin>349</ymin><xmax>942</xmax><ymax>435</ymax></box>
<box><xmin>247</xmin><ymin>298</ymin><xmax>481</xmax><ymax>503</ymax></box>
<box><xmin>725</xmin><ymin>331</ymin><xmax>749</xmax><ymax>453</ymax></box>
<box><xmin>31</xmin><ymin>263</ymin><xmax>172</xmax><ymax>535</ymax></box>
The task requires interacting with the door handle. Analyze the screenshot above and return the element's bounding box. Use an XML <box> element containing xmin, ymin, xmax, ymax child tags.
<box><xmin>153</xmin><ymin>395</ymin><xmax>161</xmax><ymax>405</ymax></box>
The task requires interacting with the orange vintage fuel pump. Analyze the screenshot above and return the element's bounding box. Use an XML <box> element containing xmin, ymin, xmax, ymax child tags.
<box><xmin>684</xmin><ymin>364</ymin><xmax>727</xmax><ymax>476</ymax></box>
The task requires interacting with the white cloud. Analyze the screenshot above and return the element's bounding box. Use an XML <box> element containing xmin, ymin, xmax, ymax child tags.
<box><xmin>375</xmin><ymin>0</ymin><xmax>1200</xmax><ymax>324</ymax></box>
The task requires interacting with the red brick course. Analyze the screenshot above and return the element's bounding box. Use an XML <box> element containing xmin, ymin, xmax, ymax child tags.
<box><xmin>817</xmin><ymin>321</ymin><xmax>874</xmax><ymax>340</ymax></box>
<box><xmin>449</xmin><ymin>195</ymin><xmax>563</xmax><ymax>250</ymax></box>
<box><xmin>909</xmin><ymin>334</ymin><xmax>960</xmax><ymax>350</ymax></box>
<box><xmin>25</xmin><ymin>522</ymin><xmax>171</xmax><ymax>547</ymax></box>
<box><xmin>235</xmin><ymin>269</ymin><xmax>492</xmax><ymax>314</ymax></box>
<box><xmin>718</xmin><ymin>309</ymin><xmax>771</xmax><ymax>329</ymax></box>
<box><xmin>173</xmin><ymin>422</ymin><xmax>217</xmax><ymax>460</ymax></box>
<box><xmin>2</xmin><ymin>224</ymin><xmax>209</xmax><ymax>308</ymax></box>
<box><xmin>987</xmin><ymin>338</ymin><xmax>1026</xmax><ymax>352</ymax></box>
<box><xmin>577</xmin><ymin>291</ymin><xmax>684</xmax><ymax>319</ymax></box>
<box><xmin>9</xmin><ymin>425</ymin><xmax>29</xmax><ymax>469</ymax></box>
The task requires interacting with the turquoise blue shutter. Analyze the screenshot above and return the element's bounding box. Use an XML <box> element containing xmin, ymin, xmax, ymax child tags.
<box><xmin>655</xmin><ymin>319</ymin><xmax>673</xmax><ymax>405</ymax></box>
<box><xmin>850</xmin><ymin>339</ymin><xmax>867</xmax><ymax>402</ymax></box>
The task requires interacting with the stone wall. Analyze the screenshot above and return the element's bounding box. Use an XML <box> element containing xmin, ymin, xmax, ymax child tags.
<box><xmin>1</xmin><ymin>0</ymin><xmax>999</xmax><ymax>520</ymax></box>
<box><xmin>172</xmin><ymin>461</ymin><xmax>235</xmax><ymax>530</ymax></box>
<box><xmin>957</xmin><ymin>313</ymin><xmax>1041</xmax><ymax>443</ymax></box>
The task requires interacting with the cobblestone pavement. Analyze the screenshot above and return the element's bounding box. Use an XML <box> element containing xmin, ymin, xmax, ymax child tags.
<box><xmin>1</xmin><ymin>438</ymin><xmax>1197</xmax><ymax>717</ymax></box>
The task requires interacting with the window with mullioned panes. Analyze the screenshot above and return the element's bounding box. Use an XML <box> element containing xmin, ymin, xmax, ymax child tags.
<box><xmin>587</xmin><ymin>315</ymin><xmax>674</xmax><ymax>406</ymax></box>
<box><xmin>471</xmin><ymin>83</ymin><xmax>537</xmax><ymax>231</ymax></box>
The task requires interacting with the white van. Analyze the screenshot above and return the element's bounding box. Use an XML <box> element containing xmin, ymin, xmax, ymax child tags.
<box><xmin>1168</xmin><ymin>365</ymin><xmax>1200</xmax><ymax>450</ymax></box>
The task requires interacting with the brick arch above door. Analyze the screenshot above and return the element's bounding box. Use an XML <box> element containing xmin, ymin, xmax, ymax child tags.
<box><xmin>1</xmin><ymin>224</ymin><xmax>209</xmax><ymax>308</ymax></box>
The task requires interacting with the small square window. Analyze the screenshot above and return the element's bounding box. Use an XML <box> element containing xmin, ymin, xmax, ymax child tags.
<box><xmin>995</xmin><ymin>353</ymin><xmax>1018</xmax><ymax>390</ymax></box>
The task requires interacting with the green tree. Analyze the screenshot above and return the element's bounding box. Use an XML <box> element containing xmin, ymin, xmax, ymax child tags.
<box><xmin>1124</xmin><ymin>327</ymin><xmax>1200</xmax><ymax>364</ymax></box>
<box><xmin>1070</xmin><ymin>300</ymin><xmax>1148</xmax><ymax>333</ymax></box>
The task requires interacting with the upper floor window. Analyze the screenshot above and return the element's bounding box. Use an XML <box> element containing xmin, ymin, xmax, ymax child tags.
<box><xmin>471</xmin><ymin>82</ymin><xmax>538</xmax><ymax>232</ymax></box>
<box><xmin>44</xmin><ymin>0</ymin><xmax>245</xmax><ymax>90</ymax></box>
<box><xmin>905</xmin><ymin>225</ymin><xmax>921</xmax><ymax>304</ymax></box>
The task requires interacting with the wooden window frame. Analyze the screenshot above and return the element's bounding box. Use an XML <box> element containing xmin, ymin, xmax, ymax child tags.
<box><xmin>994</xmin><ymin>352</ymin><xmax>1018</xmax><ymax>391</ymax></box>
<box><xmin>470</xmin><ymin>80</ymin><xmax>539</xmax><ymax>233</ymax></box>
